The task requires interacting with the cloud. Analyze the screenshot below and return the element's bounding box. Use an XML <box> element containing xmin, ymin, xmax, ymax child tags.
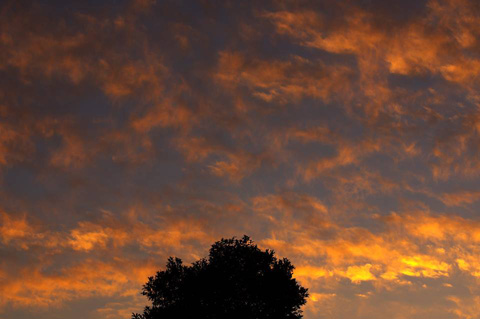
<box><xmin>0</xmin><ymin>258</ymin><xmax>158</xmax><ymax>308</ymax></box>
<box><xmin>216</xmin><ymin>51</ymin><xmax>353</xmax><ymax>103</ymax></box>
<box><xmin>0</xmin><ymin>211</ymin><xmax>32</xmax><ymax>245</ymax></box>
<box><xmin>439</xmin><ymin>190</ymin><xmax>480</xmax><ymax>206</ymax></box>
<box><xmin>3</xmin><ymin>1</ymin><xmax>480</xmax><ymax>318</ymax></box>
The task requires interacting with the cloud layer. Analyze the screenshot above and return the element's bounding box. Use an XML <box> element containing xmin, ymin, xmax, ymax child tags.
<box><xmin>2</xmin><ymin>0</ymin><xmax>480</xmax><ymax>318</ymax></box>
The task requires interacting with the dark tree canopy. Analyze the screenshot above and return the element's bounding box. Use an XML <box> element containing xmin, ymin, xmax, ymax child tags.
<box><xmin>133</xmin><ymin>235</ymin><xmax>308</xmax><ymax>319</ymax></box>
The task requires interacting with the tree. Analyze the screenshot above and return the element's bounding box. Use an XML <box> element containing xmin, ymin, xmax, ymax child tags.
<box><xmin>133</xmin><ymin>235</ymin><xmax>308</xmax><ymax>319</ymax></box>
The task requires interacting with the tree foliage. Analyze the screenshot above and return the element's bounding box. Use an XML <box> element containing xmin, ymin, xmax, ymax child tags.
<box><xmin>133</xmin><ymin>235</ymin><xmax>308</xmax><ymax>319</ymax></box>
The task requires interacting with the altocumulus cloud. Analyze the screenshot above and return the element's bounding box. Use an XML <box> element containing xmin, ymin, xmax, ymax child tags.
<box><xmin>2</xmin><ymin>0</ymin><xmax>480</xmax><ymax>318</ymax></box>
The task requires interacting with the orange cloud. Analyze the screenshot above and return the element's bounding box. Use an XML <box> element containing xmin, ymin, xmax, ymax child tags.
<box><xmin>3</xmin><ymin>1</ymin><xmax>480</xmax><ymax>319</ymax></box>
<box><xmin>440</xmin><ymin>190</ymin><xmax>480</xmax><ymax>206</ymax></box>
<box><xmin>208</xmin><ymin>152</ymin><xmax>261</xmax><ymax>182</ymax></box>
<box><xmin>267</xmin><ymin>2</ymin><xmax>480</xmax><ymax>86</ymax></box>
<box><xmin>216</xmin><ymin>51</ymin><xmax>353</xmax><ymax>103</ymax></box>
<box><xmin>0</xmin><ymin>259</ymin><xmax>159</xmax><ymax>308</ymax></box>
<box><xmin>0</xmin><ymin>211</ymin><xmax>31</xmax><ymax>244</ymax></box>
<box><xmin>298</xmin><ymin>138</ymin><xmax>382</xmax><ymax>182</ymax></box>
<box><xmin>258</xmin><ymin>201</ymin><xmax>480</xmax><ymax>300</ymax></box>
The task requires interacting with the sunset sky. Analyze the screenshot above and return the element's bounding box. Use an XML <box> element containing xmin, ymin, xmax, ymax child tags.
<box><xmin>2</xmin><ymin>0</ymin><xmax>480</xmax><ymax>318</ymax></box>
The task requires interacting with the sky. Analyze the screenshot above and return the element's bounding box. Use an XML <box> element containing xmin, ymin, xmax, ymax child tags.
<box><xmin>1</xmin><ymin>0</ymin><xmax>480</xmax><ymax>318</ymax></box>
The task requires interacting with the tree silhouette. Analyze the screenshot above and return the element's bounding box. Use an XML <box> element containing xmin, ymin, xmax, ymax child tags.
<box><xmin>133</xmin><ymin>235</ymin><xmax>308</xmax><ymax>319</ymax></box>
